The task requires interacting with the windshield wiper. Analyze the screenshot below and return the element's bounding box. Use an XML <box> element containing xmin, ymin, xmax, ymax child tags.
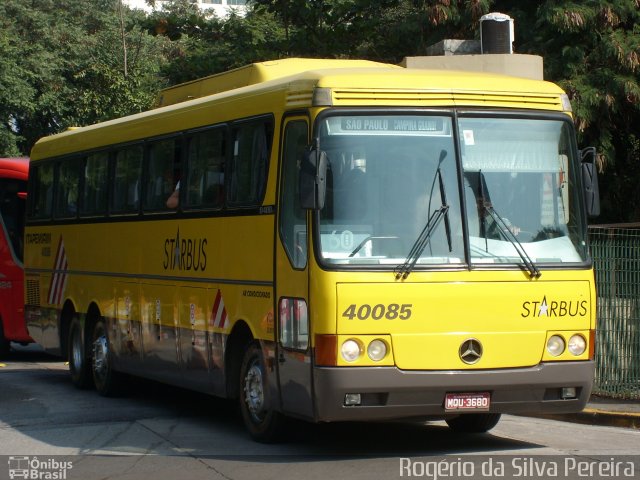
<box><xmin>477</xmin><ymin>171</ymin><xmax>541</xmax><ymax>278</ymax></box>
<box><xmin>395</xmin><ymin>150</ymin><xmax>452</xmax><ymax>279</ymax></box>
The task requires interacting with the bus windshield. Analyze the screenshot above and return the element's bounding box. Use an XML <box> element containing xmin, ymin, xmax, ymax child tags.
<box><xmin>316</xmin><ymin>112</ymin><xmax>588</xmax><ymax>268</ymax></box>
<box><xmin>0</xmin><ymin>176</ymin><xmax>27</xmax><ymax>263</ymax></box>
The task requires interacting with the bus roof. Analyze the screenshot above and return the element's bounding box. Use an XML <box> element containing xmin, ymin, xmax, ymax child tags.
<box><xmin>0</xmin><ymin>157</ymin><xmax>29</xmax><ymax>179</ymax></box>
<box><xmin>157</xmin><ymin>57</ymin><xmax>397</xmax><ymax>107</ymax></box>
<box><xmin>30</xmin><ymin>59</ymin><xmax>567</xmax><ymax>160</ymax></box>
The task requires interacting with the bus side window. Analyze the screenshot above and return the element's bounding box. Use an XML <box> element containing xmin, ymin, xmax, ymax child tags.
<box><xmin>145</xmin><ymin>138</ymin><xmax>179</xmax><ymax>211</ymax></box>
<box><xmin>112</xmin><ymin>145</ymin><xmax>143</xmax><ymax>214</ymax></box>
<box><xmin>30</xmin><ymin>163</ymin><xmax>54</xmax><ymax>220</ymax></box>
<box><xmin>54</xmin><ymin>158</ymin><xmax>82</xmax><ymax>219</ymax></box>
<box><xmin>81</xmin><ymin>151</ymin><xmax>109</xmax><ymax>217</ymax></box>
<box><xmin>186</xmin><ymin>127</ymin><xmax>225</xmax><ymax>209</ymax></box>
<box><xmin>228</xmin><ymin>118</ymin><xmax>272</xmax><ymax>206</ymax></box>
<box><xmin>279</xmin><ymin>120</ymin><xmax>308</xmax><ymax>269</ymax></box>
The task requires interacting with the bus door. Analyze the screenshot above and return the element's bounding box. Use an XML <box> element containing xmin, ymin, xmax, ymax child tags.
<box><xmin>275</xmin><ymin>118</ymin><xmax>313</xmax><ymax>419</ymax></box>
<box><xmin>0</xmin><ymin>172</ymin><xmax>30</xmax><ymax>347</ymax></box>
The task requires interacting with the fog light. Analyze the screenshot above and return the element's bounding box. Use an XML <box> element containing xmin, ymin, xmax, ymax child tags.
<box><xmin>546</xmin><ymin>335</ymin><xmax>565</xmax><ymax>357</ymax></box>
<box><xmin>344</xmin><ymin>393</ymin><xmax>361</xmax><ymax>406</ymax></box>
<box><xmin>568</xmin><ymin>334</ymin><xmax>586</xmax><ymax>356</ymax></box>
<box><xmin>341</xmin><ymin>339</ymin><xmax>362</xmax><ymax>362</ymax></box>
<box><xmin>367</xmin><ymin>339</ymin><xmax>387</xmax><ymax>361</ymax></box>
<box><xmin>562</xmin><ymin>387</ymin><xmax>577</xmax><ymax>399</ymax></box>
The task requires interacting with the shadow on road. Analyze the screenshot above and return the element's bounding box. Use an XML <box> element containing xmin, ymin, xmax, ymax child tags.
<box><xmin>0</xmin><ymin>345</ymin><xmax>544</xmax><ymax>460</ymax></box>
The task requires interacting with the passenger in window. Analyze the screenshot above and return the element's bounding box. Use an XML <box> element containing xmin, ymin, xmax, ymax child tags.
<box><xmin>166</xmin><ymin>180</ymin><xmax>180</xmax><ymax>209</ymax></box>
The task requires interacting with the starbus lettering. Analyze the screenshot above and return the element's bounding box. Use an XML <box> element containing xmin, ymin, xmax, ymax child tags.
<box><xmin>521</xmin><ymin>295</ymin><xmax>588</xmax><ymax>318</ymax></box>
<box><xmin>163</xmin><ymin>228</ymin><xmax>207</xmax><ymax>272</ymax></box>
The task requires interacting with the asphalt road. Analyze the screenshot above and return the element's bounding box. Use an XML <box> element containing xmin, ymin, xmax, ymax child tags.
<box><xmin>1</xmin><ymin>344</ymin><xmax>639</xmax><ymax>480</ymax></box>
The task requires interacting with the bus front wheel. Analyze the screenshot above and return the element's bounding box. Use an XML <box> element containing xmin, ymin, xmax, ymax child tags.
<box><xmin>445</xmin><ymin>413</ymin><xmax>501</xmax><ymax>433</ymax></box>
<box><xmin>239</xmin><ymin>342</ymin><xmax>285</xmax><ymax>443</ymax></box>
<box><xmin>68</xmin><ymin>317</ymin><xmax>92</xmax><ymax>388</ymax></box>
<box><xmin>91</xmin><ymin>319</ymin><xmax>123</xmax><ymax>396</ymax></box>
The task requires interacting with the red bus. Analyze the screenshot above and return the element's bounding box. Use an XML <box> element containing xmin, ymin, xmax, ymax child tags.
<box><xmin>0</xmin><ymin>157</ymin><xmax>32</xmax><ymax>356</ymax></box>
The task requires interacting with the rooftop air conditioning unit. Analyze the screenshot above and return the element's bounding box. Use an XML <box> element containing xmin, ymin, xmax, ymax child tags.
<box><xmin>480</xmin><ymin>12</ymin><xmax>514</xmax><ymax>54</ymax></box>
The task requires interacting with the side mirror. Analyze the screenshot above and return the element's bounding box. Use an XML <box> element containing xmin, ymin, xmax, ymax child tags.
<box><xmin>580</xmin><ymin>147</ymin><xmax>600</xmax><ymax>218</ymax></box>
<box><xmin>299</xmin><ymin>146</ymin><xmax>327</xmax><ymax>210</ymax></box>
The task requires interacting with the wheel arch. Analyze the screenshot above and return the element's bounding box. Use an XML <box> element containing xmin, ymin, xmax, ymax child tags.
<box><xmin>59</xmin><ymin>299</ymin><xmax>78</xmax><ymax>361</ymax></box>
<box><xmin>224</xmin><ymin>319</ymin><xmax>254</xmax><ymax>400</ymax></box>
<box><xmin>84</xmin><ymin>302</ymin><xmax>103</xmax><ymax>346</ymax></box>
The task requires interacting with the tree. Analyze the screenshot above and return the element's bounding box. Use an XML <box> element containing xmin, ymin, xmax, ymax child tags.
<box><xmin>3</xmin><ymin>0</ymin><xmax>638</xmax><ymax>222</ymax></box>
<box><xmin>0</xmin><ymin>0</ymin><xmax>173</xmax><ymax>157</ymax></box>
<box><xmin>502</xmin><ymin>0</ymin><xmax>640</xmax><ymax>222</ymax></box>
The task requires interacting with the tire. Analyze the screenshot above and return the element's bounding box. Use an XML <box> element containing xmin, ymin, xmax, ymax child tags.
<box><xmin>446</xmin><ymin>413</ymin><xmax>501</xmax><ymax>433</ymax></box>
<box><xmin>91</xmin><ymin>319</ymin><xmax>123</xmax><ymax>396</ymax></box>
<box><xmin>0</xmin><ymin>320</ymin><xmax>10</xmax><ymax>358</ymax></box>
<box><xmin>68</xmin><ymin>317</ymin><xmax>93</xmax><ymax>389</ymax></box>
<box><xmin>239</xmin><ymin>342</ymin><xmax>285</xmax><ymax>443</ymax></box>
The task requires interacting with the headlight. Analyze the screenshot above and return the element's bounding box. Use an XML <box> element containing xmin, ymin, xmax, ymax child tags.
<box><xmin>568</xmin><ymin>334</ymin><xmax>587</xmax><ymax>356</ymax></box>
<box><xmin>367</xmin><ymin>339</ymin><xmax>387</xmax><ymax>361</ymax></box>
<box><xmin>341</xmin><ymin>339</ymin><xmax>362</xmax><ymax>362</ymax></box>
<box><xmin>546</xmin><ymin>335</ymin><xmax>565</xmax><ymax>356</ymax></box>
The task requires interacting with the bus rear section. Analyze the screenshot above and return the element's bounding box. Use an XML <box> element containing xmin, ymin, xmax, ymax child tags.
<box><xmin>0</xmin><ymin>157</ymin><xmax>32</xmax><ymax>356</ymax></box>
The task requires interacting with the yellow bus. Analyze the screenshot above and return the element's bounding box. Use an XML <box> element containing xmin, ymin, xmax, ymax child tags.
<box><xmin>25</xmin><ymin>58</ymin><xmax>600</xmax><ymax>441</ymax></box>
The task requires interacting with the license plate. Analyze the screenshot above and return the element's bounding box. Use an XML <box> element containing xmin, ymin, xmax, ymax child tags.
<box><xmin>444</xmin><ymin>392</ymin><xmax>491</xmax><ymax>411</ymax></box>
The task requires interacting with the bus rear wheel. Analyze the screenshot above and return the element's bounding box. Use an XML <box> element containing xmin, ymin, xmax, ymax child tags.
<box><xmin>239</xmin><ymin>342</ymin><xmax>285</xmax><ymax>443</ymax></box>
<box><xmin>68</xmin><ymin>317</ymin><xmax>92</xmax><ymax>388</ymax></box>
<box><xmin>91</xmin><ymin>319</ymin><xmax>123</xmax><ymax>396</ymax></box>
<box><xmin>445</xmin><ymin>413</ymin><xmax>501</xmax><ymax>433</ymax></box>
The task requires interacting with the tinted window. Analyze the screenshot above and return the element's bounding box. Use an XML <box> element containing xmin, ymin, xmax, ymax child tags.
<box><xmin>55</xmin><ymin>158</ymin><xmax>82</xmax><ymax>219</ymax></box>
<box><xmin>279</xmin><ymin>120</ymin><xmax>308</xmax><ymax>269</ymax></box>
<box><xmin>0</xmin><ymin>178</ymin><xmax>27</xmax><ymax>261</ymax></box>
<box><xmin>81</xmin><ymin>152</ymin><xmax>109</xmax><ymax>216</ymax></box>
<box><xmin>145</xmin><ymin>138</ymin><xmax>180</xmax><ymax>211</ymax></box>
<box><xmin>30</xmin><ymin>163</ymin><xmax>54</xmax><ymax>220</ymax></box>
<box><xmin>186</xmin><ymin>128</ymin><xmax>226</xmax><ymax>209</ymax></box>
<box><xmin>112</xmin><ymin>145</ymin><xmax>143</xmax><ymax>214</ymax></box>
<box><xmin>228</xmin><ymin>119</ymin><xmax>271</xmax><ymax>206</ymax></box>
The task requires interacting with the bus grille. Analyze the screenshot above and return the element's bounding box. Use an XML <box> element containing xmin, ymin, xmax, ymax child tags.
<box><xmin>26</xmin><ymin>279</ymin><xmax>41</xmax><ymax>306</ymax></box>
<box><xmin>286</xmin><ymin>89</ymin><xmax>314</xmax><ymax>107</ymax></box>
<box><xmin>331</xmin><ymin>89</ymin><xmax>563</xmax><ymax>110</ymax></box>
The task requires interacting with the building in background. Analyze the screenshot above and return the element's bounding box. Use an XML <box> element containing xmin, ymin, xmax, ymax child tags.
<box><xmin>123</xmin><ymin>0</ymin><xmax>247</xmax><ymax>17</ymax></box>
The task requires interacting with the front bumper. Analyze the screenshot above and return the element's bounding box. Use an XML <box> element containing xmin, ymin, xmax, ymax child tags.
<box><xmin>313</xmin><ymin>361</ymin><xmax>594</xmax><ymax>422</ymax></box>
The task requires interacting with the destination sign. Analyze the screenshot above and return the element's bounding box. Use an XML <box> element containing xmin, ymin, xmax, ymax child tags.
<box><xmin>327</xmin><ymin>116</ymin><xmax>449</xmax><ymax>135</ymax></box>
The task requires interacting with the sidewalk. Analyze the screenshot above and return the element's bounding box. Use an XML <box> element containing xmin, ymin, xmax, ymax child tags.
<box><xmin>532</xmin><ymin>395</ymin><xmax>640</xmax><ymax>429</ymax></box>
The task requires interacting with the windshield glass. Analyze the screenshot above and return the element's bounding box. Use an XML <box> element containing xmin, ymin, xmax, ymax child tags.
<box><xmin>315</xmin><ymin>113</ymin><xmax>588</xmax><ymax>269</ymax></box>
<box><xmin>317</xmin><ymin>114</ymin><xmax>464</xmax><ymax>266</ymax></box>
<box><xmin>0</xmin><ymin>178</ymin><xmax>27</xmax><ymax>263</ymax></box>
<box><xmin>460</xmin><ymin>116</ymin><xmax>587</xmax><ymax>265</ymax></box>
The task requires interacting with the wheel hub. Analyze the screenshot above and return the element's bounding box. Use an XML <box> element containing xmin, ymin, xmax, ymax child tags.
<box><xmin>244</xmin><ymin>362</ymin><xmax>265</xmax><ymax>421</ymax></box>
<box><xmin>71</xmin><ymin>330</ymin><xmax>83</xmax><ymax>369</ymax></box>
<box><xmin>93</xmin><ymin>335</ymin><xmax>108</xmax><ymax>378</ymax></box>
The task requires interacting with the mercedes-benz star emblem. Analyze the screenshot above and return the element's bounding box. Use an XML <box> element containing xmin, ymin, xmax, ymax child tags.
<box><xmin>459</xmin><ymin>339</ymin><xmax>483</xmax><ymax>364</ymax></box>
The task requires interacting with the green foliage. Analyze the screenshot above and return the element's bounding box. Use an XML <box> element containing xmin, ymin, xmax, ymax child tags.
<box><xmin>0</xmin><ymin>0</ymin><xmax>172</xmax><ymax>156</ymax></box>
<box><xmin>1</xmin><ymin>0</ymin><xmax>638</xmax><ymax>221</ymax></box>
<box><xmin>503</xmin><ymin>0</ymin><xmax>640</xmax><ymax>221</ymax></box>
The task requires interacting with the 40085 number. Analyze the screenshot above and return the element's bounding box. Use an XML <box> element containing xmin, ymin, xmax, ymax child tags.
<box><xmin>342</xmin><ymin>303</ymin><xmax>413</xmax><ymax>320</ymax></box>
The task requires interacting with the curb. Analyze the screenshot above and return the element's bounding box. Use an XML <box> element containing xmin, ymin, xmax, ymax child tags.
<box><xmin>527</xmin><ymin>408</ymin><xmax>640</xmax><ymax>430</ymax></box>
